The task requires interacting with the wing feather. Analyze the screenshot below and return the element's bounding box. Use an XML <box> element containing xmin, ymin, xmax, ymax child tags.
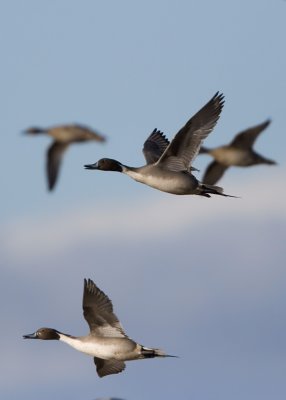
<box><xmin>94</xmin><ymin>357</ymin><xmax>126</xmax><ymax>377</ymax></box>
<box><xmin>83</xmin><ymin>279</ymin><xmax>127</xmax><ymax>338</ymax></box>
<box><xmin>230</xmin><ymin>120</ymin><xmax>271</xmax><ymax>149</ymax></box>
<box><xmin>46</xmin><ymin>142</ymin><xmax>69</xmax><ymax>190</ymax></box>
<box><xmin>157</xmin><ymin>92</ymin><xmax>224</xmax><ymax>171</ymax></box>
<box><xmin>143</xmin><ymin>129</ymin><xmax>170</xmax><ymax>164</ymax></box>
<box><xmin>202</xmin><ymin>161</ymin><xmax>228</xmax><ymax>185</ymax></box>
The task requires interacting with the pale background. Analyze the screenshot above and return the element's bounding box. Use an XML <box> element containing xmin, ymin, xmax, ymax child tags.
<box><xmin>1</xmin><ymin>1</ymin><xmax>285</xmax><ymax>399</ymax></box>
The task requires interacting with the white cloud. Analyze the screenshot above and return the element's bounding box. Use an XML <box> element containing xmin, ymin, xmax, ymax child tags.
<box><xmin>2</xmin><ymin>170</ymin><xmax>285</xmax><ymax>399</ymax></box>
<box><xmin>1</xmin><ymin>168</ymin><xmax>285</xmax><ymax>263</ymax></box>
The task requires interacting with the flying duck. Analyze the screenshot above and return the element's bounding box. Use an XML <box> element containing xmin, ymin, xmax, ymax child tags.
<box><xmin>24</xmin><ymin>124</ymin><xmax>106</xmax><ymax>190</ymax></box>
<box><xmin>200</xmin><ymin>119</ymin><xmax>276</xmax><ymax>185</ymax></box>
<box><xmin>23</xmin><ymin>279</ymin><xmax>175</xmax><ymax>377</ymax></box>
<box><xmin>85</xmin><ymin>92</ymin><xmax>234</xmax><ymax>197</ymax></box>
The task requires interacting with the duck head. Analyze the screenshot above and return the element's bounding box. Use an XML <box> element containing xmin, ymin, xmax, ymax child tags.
<box><xmin>84</xmin><ymin>158</ymin><xmax>123</xmax><ymax>172</ymax></box>
<box><xmin>23</xmin><ymin>327</ymin><xmax>60</xmax><ymax>340</ymax></box>
<box><xmin>24</xmin><ymin>127</ymin><xmax>47</xmax><ymax>135</ymax></box>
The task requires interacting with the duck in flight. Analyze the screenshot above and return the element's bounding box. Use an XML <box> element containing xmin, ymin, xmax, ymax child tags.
<box><xmin>23</xmin><ymin>279</ymin><xmax>175</xmax><ymax>378</ymax></box>
<box><xmin>200</xmin><ymin>119</ymin><xmax>277</xmax><ymax>185</ymax></box>
<box><xmin>24</xmin><ymin>124</ymin><xmax>106</xmax><ymax>191</ymax></box>
<box><xmin>85</xmin><ymin>92</ymin><xmax>234</xmax><ymax>198</ymax></box>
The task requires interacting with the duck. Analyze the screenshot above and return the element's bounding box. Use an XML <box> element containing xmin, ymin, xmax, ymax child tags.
<box><xmin>199</xmin><ymin>119</ymin><xmax>277</xmax><ymax>185</ymax></box>
<box><xmin>24</xmin><ymin>124</ymin><xmax>106</xmax><ymax>191</ymax></box>
<box><xmin>85</xmin><ymin>92</ymin><xmax>234</xmax><ymax>198</ymax></box>
<box><xmin>23</xmin><ymin>278</ymin><xmax>175</xmax><ymax>378</ymax></box>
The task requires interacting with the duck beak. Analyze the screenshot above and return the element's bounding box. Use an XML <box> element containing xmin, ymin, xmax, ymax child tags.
<box><xmin>84</xmin><ymin>162</ymin><xmax>99</xmax><ymax>170</ymax></box>
<box><xmin>23</xmin><ymin>332</ymin><xmax>37</xmax><ymax>339</ymax></box>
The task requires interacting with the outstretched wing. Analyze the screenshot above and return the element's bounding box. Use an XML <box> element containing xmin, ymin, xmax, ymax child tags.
<box><xmin>157</xmin><ymin>92</ymin><xmax>224</xmax><ymax>171</ymax></box>
<box><xmin>94</xmin><ymin>357</ymin><xmax>126</xmax><ymax>377</ymax></box>
<box><xmin>83</xmin><ymin>279</ymin><xmax>127</xmax><ymax>338</ymax></box>
<box><xmin>202</xmin><ymin>161</ymin><xmax>229</xmax><ymax>185</ymax></box>
<box><xmin>230</xmin><ymin>120</ymin><xmax>271</xmax><ymax>149</ymax></box>
<box><xmin>46</xmin><ymin>142</ymin><xmax>69</xmax><ymax>191</ymax></box>
<box><xmin>143</xmin><ymin>129</ymin><xmax>170</xmax><ymax>164</ymax></box>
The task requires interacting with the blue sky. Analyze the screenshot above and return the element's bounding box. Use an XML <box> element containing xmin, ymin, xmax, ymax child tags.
<box><xmin>1</xmin><ymin>1</ymin><xmax>286</xmax><ymax>399</ymax></box>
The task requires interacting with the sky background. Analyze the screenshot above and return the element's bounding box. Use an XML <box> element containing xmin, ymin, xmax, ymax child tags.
<box><xmin>1</xmin><ymin>1</ymin><xmax>286</xmax><ymax>399</ymax></box>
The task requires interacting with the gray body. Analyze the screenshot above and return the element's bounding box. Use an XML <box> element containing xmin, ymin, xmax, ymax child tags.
<box><xmin>59</xmin><ymin>334</ymin><xmax>140</xmax><ymax>361</ymax></box>
<box><xmin>123</xmin><ymin>164</ymin><xmax>202</xmax><ymax>195</ymax></box>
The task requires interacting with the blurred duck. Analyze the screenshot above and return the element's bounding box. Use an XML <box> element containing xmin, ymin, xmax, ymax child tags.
<box><xmin>23</xmin><ymin>279</ymin><xmax>175</xmax><ymax>378</ymax></box>
<box><xmin>24</xmin><ymin>124</ymin><xmax>106</xmax><ymax>190</ymax></box>
<box><xmin>200</xmin><ymin>119</ymin><xmax>276</xmax><ymax>185</ymax></box>
<box><xmin>85</xmin><ymin>92</ymin><xmax>234</xmax><ymax>198</ymax></box>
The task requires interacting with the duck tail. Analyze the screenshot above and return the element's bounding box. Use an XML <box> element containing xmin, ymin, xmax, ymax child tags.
<box><xmin>263</xmin><ymin>158</ymin><xmax>277</xmax><ymax>165</ymax></box>
<box><xmin>141</xmin><ymin>346</ymin><xmax>177</xmax><ymax>358</ymax></box>
<box><xmin>199</xmin><ymin>183</ymin><xmax>238</xmax><ymax>198</ymax></box>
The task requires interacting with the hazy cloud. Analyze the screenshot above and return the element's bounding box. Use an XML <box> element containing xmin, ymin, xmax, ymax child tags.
<box><xmin>2</xmin><ymin>168</ymin><xmax>285</xmax><ymax>264</ymax></box>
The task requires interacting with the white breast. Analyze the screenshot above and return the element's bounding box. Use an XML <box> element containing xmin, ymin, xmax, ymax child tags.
<box><xmin>124</xmin><ymin>169</ymin><xmax>195</xmax><ymax>194</ymax></box>
<box><xmin>59</xmin><ymin>334</ymin><xmax>118</xmax><ymax>359</ymax></box>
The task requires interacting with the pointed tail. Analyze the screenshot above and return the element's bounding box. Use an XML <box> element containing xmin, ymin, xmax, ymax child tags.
<box><xmin>263</xmin><ymin>158</ymin><xmax>277</xmax><ymax>165</ymax></box>
<box><xmin>199</xmin><ymin>183</ymin><xmax>238</xmax><ymax>198</ymax></box>
<box><xmin>141</xmin><ymin>346</ymin><xmax>178</xmax><ymax>358</ymax></box>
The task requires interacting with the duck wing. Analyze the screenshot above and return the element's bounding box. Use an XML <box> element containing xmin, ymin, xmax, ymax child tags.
<box><xmin>202</xmin><ymin>161</ymin><xmax>229</xmax><ymax>185</ymax></box>
<box><xmin>46</xmin><ymin>142</ymin><xmax>69</xmax><ymax>191</ymax></box>
<box><xmin>230</xmin><ymin>120</ymin><xmax>271</xmax><ymax>149</ymax></box>
<box><xmin>156</xmin><ymin>92</ymin><xmax>224</xmax><ymax>171</ymax></box>
<box><xmin>69</xmin><ymin>124</ymin><xmax>106</xmax><ymax>141</ymax></box>
<box><xmin>142</xmin><ymin>129</ymin><xmax>170</xmax><ymax>164</ymax></box>
<box><xmin>94</xmin><ymin>357</ymin><xmax>126</xmax><ymax>377</ymax></box>
<box><xmin>83</xmin><ymin>279</ymin><xmax>127</xmax><ymax>338</ymax></box>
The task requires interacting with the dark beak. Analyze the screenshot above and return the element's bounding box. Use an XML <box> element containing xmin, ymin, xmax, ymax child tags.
<box><xmin>84</xmin><ymin>163</ymin><xmax>99</xmax><ymax>170</ymax></box>
<box><xmin>23</xmin><ymin>332</ymin><xmax>37</xmax><ymax>339</ymax></box>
